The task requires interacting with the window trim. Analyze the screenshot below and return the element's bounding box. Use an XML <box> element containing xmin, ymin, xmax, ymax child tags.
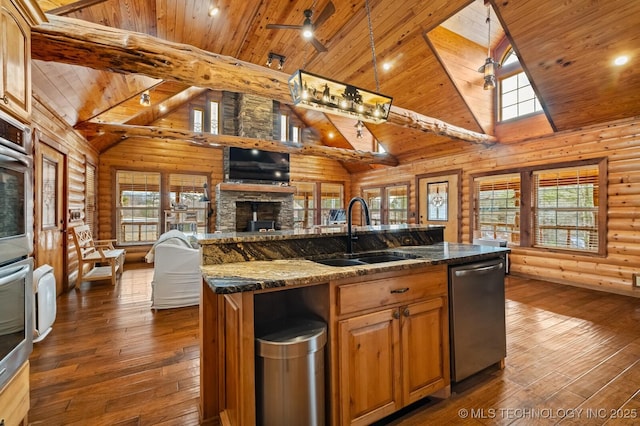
<box><xmin>470</xmin><ymin>158</ymin><xmax>607</xmax><ymax>256</ymax></box>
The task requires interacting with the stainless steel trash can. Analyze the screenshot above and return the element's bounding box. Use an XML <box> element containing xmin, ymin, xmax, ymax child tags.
<box><xmin>256</xmin><ymin>318</ymin><xmax>327</xmax><ymax>426</ymax></box>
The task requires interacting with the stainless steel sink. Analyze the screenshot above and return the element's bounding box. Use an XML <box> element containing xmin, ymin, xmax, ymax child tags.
<box><xmin>314</xmin><ymin>258</ymin><xmax>366</xmax><ymax>267</ymax></box>
<box><xmin>313</xmin><ymin>251</ymin><xmax>417</xmax><ymax>267</ymax></box>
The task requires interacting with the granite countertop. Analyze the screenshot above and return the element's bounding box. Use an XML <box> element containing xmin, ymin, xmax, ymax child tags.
<box><xmin>202</xmin><ymin>242</ymin><xmax>510</xmax><ymax>294</ymax></box>
<box><xmin>195</xmin><ymin>224</ymin><xmax>444</xmax><ymax>244</ymax></box>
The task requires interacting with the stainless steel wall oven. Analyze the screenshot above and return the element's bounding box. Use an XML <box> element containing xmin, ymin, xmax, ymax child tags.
<box><xmin>0</xmin><ymin>110</ymin><xmax>33</xmax><ymax>390</ymax></box>
<box><xmin>0</xmin><ymin>111</ymin><xmax>33</xmax><ymax>265</ymax></box>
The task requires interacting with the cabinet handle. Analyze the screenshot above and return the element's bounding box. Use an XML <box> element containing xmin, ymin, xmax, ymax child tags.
<box><xmin>0</xmin><ymin>94</ymin><xmax>8</xmax><ymax>104</ymax></box>
<box><xmin>403</xmin><ymin>307</ymin><xmax>410</xmax><ymax>317</ymax></box>
<box><xmin>390</xmin><ymin>287</ymin><xmax>409</xmax><ymax>294</ymax></box>
<box><xmin>392</xmin><ymin>309</ymin><xmax>400</xmax><ymax>320</ymax></box>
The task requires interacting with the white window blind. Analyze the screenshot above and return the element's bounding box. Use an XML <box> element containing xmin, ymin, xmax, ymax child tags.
<box><xmin>474</xmin><ymin>173</ymin><xmax>521</xmax><ymax>243</ymax></box>
<box><xmin>533</xmin><ymin>165</ymin><xmax>599</xmax><ymax>252</ymax></box>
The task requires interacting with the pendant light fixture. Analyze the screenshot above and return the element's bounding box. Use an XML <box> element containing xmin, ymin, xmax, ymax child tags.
<box><xmin>288</xmin><ymin>0</ymin><xmax>392</xmax><ymax>124</ymax></box>
<box><xmin>477</xmin><ymin>6</ymin><xmax>500</xmax><ymax>90</ymax></box>
<box><xmin>139</xmin><ymin>90</ymin><xmax>151</xmax><ymax>106</ymax></box>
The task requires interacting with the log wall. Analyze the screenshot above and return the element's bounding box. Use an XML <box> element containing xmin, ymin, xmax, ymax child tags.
<box><xmin>353</xmin><ymin>116</ymin><xmax>640</xmax><ymax>296</ymax></box>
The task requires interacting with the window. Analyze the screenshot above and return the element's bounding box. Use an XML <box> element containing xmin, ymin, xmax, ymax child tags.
<box><xmin>191</xmin><ymin>107</ymin><xmax>204</xmax><ymax>132</ymax></box>
<box><xmin>280</xmin><ymin>114</ymin><xmax>288</xmax><ymax>141</ymax></box>
<box><xmin>209</xmin><ymin>100</ymin><xmax>219</xmax><ymax>135</ymax></box>
<box><xmin>533</xmin><ymin>165</ymin><xmax>600</xmax><ymax>252</ymax></box>
<box><xmin>474</xmin><ymin>174</ymin><xmax>521</xmax><ymax>243</ymax></box>
<box><xmin>168</xmin><ymin>173</ymin><xmax>209</xmax><ymax>234</ymax></box>
<box><xmin>320</xmin><ymin>183</ymin><xmax>344</xmax><ymax>224</ymax></box>
<box><xmin>85</xmin><ymin>163</ymin><xmax>96</xmax><ymax>233</ymax></box>
<box><xmin>293</xmin><ymin>182</ymin><xmax>316</xmax><ymax>229</ymax></box>
<box><xmin>363</xmin><ymin>188</ymin><xmax>382</xmax><ymax>225</ymax></box>
<box><xmin>116</xmin><ymin>171</ymin><xmax>161</xmax><ymax>244</ymax></box>
<box><xmin>471</xmin><ymin>159</ymin><xmax>605</xmax><ymax>254</ymax></box>
<box><xmin>363</xmin><ymin>184</ymin><xmax>409</xmax><ymax>225</ymax></box>
<box><xmin>498</xmin><ymin>48</ymin><xmax>543</xmax><ymax>121</ymax></box>
<box><xmin>292</xmin><ymin>126</ymin><xmax>300</xmax><ymax>143</ymax></box>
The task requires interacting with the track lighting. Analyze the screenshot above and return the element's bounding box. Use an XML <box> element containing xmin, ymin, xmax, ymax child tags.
<box><xmin>139</xmin><ymin>90</ymin><xmax>151</xmax><ymax>106</ymax></box>
<box><xmin>266</xmin><ymin>52</ymin><xmax>286</xmax><ymax>70</ymax></box>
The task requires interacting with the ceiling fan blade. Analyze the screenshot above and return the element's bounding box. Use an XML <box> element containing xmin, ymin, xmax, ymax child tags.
<box><xmin>309</xmin><ymin>37</ymin><xmax>328</xmax><ymax>53</ymax></box>
<box><xmin>313</xmin><ymin>1</ymin><xmax>335</xmax><ymax>28</ymax></box>
<box><xmin>266</xmin><ymin>23</ymin><xmax>303</xmax><ymax>30</ymax></box>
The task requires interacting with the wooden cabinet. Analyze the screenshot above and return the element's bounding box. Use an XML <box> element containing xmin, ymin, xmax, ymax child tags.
<box><xmin>331</xmin><ymin>265</ymin><xmax>449</xmax><ymax>425</ymax></box>
<box><xmin>0</xmin><ymin>0</ymin><xmax>36</xmax><ymax>122</ymax></box>
<box><xmin>0</xmin><ymin>361</ymin><xmax>29</xmax><ymax>426</ymax></box>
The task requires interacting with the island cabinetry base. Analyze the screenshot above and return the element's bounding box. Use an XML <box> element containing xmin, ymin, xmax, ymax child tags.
<box><xmin>329</xmin><ymin>264</ymin><xmax>450</xmax><ymax>426</ymax></box>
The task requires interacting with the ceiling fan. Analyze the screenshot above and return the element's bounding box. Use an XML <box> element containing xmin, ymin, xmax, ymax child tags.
<box><xmin>266</xmin><ymin>1</ymin><xmax>335</xmax><ymax>53</ymax></box>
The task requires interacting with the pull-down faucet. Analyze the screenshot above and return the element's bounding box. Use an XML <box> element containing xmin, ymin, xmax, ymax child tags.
<box><xmin>346</xmin><ymin>197</ymin><xmax>371</xmax><ymax>254</ymax></box>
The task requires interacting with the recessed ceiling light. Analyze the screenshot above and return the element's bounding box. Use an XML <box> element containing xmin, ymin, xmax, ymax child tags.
<box><xmin>209</xmin><ymin>5</ymin><xmax>219</xmax><ymax>17</ymax></box>
<box><xmin>382</xmin><ymin>62</ymin><xmax>391</xmax><ymax>71</ymax></box>
<box><xmin>328</xmin><ymin>131</ymin><xmax>335</xmax><ymax>139</ymax></box>
<box><xmin>614</xmin><ymin>55</ymin><xmax>629</xmax><ymax>66</ymax></box>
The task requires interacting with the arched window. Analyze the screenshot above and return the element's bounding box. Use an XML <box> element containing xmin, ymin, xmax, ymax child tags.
<box><xmin>497</xmin><ymin>48</ymin><xmax>543</xmax><ymax>121</ymax></box>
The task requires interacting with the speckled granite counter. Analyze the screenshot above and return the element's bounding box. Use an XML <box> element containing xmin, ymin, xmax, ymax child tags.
<box><xmin>201</xmin><ymin>242</ymin><xmax>510</xmax><ymax>294</ymax></box>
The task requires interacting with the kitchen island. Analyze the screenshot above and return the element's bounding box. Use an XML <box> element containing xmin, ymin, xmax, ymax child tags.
<box><xmin>197</xmin><ymin>226</ymin><xmax>509</xmax><ymax>425</ymax></box>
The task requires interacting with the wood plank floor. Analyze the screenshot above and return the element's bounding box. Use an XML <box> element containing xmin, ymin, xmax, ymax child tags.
<box><xmin>28</xmin><ymin>267</ymin><xmax>640</xmax><ymax>425</ymax></box>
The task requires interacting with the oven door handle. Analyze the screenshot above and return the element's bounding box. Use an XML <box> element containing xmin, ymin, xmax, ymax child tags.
<box><xmin>0</xmin><ymin>264</ymin><xmax>30</xmax><ymax>286</ymax></box>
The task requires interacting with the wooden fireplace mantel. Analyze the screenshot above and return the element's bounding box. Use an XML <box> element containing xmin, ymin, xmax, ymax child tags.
<box><xmin>216</xmin><ymin>183</ymin><xmax>297</xmax><ymax>194</ymax></box>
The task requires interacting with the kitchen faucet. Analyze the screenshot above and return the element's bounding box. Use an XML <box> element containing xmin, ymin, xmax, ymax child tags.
<box><xmin>346</xmin><ymin>196</ymin><xmax>371</xmax><ymax>254</ymax></box>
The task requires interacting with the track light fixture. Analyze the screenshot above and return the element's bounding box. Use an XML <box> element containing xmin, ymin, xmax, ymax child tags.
<box><xmin>266</xmin><ymin>52</ymin><xmax>286</xmax><ymax>70</ymax></box>
<box><xmin>139</xmin><ymin>90</ymin><xmax>151</xmax><ymax>107</ymax></box>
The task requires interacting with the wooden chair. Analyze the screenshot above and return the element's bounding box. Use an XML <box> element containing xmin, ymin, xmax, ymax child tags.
<box><xmin>71</xmin><ymin>224</ymin><xmax>126</xmax><ymax>286</ymax></box>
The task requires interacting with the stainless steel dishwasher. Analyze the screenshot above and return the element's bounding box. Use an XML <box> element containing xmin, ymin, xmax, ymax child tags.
<box><xmin>449</xmin><ymin>257</ymin><xmax>506</xmax><ymax>382</ymax></box>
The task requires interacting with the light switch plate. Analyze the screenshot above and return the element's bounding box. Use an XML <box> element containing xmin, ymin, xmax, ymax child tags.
<box><xmin>634</xmin><ymin>273</ymin><xmax>640</xmax><ymax>288</ymax></box>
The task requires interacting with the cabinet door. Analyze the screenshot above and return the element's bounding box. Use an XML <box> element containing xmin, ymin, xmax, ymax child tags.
<box><xmin>400</xmin><ymin>297</ymin><xmax>449</xmax><ymax>405</ymax></box>
<box><xmin>0</xmin><ymin>0</ymin><xmax>30</xmax><ymax>121</ymax></box>
<box><xmin>338</xmin><ymin>308</ymin><xmax>401</xmax><ymax>426</ymax></box>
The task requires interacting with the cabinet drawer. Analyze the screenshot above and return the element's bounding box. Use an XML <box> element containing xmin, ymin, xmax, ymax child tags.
<box><xmin>337</xmin><ymin>264</ymin><xmax>447</xmax><ymax>316</ymax></box>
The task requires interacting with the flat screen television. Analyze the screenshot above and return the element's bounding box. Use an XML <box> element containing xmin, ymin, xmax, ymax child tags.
<box><xmin>228</xmin><ymin>148</ymin><xmax>290</xmax><ymax>184</ymax></box>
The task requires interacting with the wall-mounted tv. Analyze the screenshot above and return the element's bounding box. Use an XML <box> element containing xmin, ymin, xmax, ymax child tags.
<box><xmin>228</xmin><ymin>148</ymin><xmax>290</xmax><ymax>184</ymax></box>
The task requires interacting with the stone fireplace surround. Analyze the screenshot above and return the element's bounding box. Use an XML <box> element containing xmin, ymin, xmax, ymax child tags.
<box><xmin>215</xmin><ymin>183</ymin><xmax>295</xmax><ymax>232</ymax></box>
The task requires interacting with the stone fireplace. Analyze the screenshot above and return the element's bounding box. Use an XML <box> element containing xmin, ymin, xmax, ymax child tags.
<box><xmin>216</xmin><ymin>183</ymin><xmax>295</xmax><ymax>232</ymax></box>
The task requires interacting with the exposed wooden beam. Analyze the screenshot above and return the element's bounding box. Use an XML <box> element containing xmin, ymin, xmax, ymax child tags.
<box><xmin>47</xmin><ymin>0</ymin><xmax>109</xmax><ymax>16</ymax></box>
<box><xmin>76</xmin><ymin>122</ymin><xmax>400</xmax><ymax>166</ymax></box>
<box><xmin>85</xmin><ymin>86</ymin><xmax>210</xmax><ymax>152</ymax></box>
<box><xmin>32</xmin><ymin>14</ymin><xmax>497</xmax><ymax>145</ymax></box>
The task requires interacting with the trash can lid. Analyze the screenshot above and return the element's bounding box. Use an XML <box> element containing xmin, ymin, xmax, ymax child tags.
<box><xmin>256</xmin><ymin>318</ymin><xmax>327</xmax><ymax>359</ymax></box>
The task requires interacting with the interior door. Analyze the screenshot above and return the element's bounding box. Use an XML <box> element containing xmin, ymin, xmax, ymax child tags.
<box><xmin>35</xmin><ymin>141</ymin><xmax>67</xmax><ymax>295</ymax></box>
<box><xmin>418</xmin><ymin>172</ymin><xmax>460</xmax><ymax>242</ymax></box>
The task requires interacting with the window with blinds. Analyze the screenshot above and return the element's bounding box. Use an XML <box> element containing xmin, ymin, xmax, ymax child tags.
<box><xmin>85</xmin><ymin>163</ymin><xmax>96</xmax><ymax>233</ymax></box>
<box><xmin>320</xmin><ymin>183</ymin><xmax>344</xmax><ymax>224</ymax></box>
<box><xmin>116</xmin><ymin>171</ymin><xmax>161</xmax><ymax>244</ymax></box>
<box><xmin>168</xmin><ymin>173</ymin><xmax>209</xmax><ymax>234</ymax></box>
<box><xmin>474</xmin><ymin>174</ymin><xmax>521</xmax><ymax>243</ymax></box>
<box><xmin>533</xmin><ymin>165</ymin><xmax>600</xmax><ymax>252</ymax></box>
<box><xmin>293</xmin><ymin>182</ymin><xmax>316</xmax><ymax>229</ymax></box>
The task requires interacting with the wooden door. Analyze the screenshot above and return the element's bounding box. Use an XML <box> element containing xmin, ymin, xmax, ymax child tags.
<box><xmin>400</xmin><ymin>297</ymin><xmax>449</xmax><ymax>405</ymax></box>
<box><xmin>35</xmin><ymin>142</ymin><xmax>67</xmax><ymax>295</ymax></box>
<box><xmin>338</xmin><ymin>308</ymin><xmax>401</xmax><ymax>426</ymax></box>
<box><xmin>418</xmin><ymin>172</ymin><xmax>461</xmax><ymax>242</ymax></box>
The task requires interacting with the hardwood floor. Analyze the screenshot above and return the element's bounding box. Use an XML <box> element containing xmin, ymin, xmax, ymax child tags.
<box><xmin>28</xmin><ymin>268</ymin><xmax>640</xmax><ymax>425</ymax></box>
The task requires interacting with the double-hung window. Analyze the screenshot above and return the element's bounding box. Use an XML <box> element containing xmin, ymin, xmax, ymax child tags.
<box><xmin>116</xmin><ymin>171</ymin><xmax>161</xmax><ymax>244</ymax></box>
<box><xmin>472</xmin><ymin>159</ymin><xmax>605</xmax><ymax>255</ymax></box>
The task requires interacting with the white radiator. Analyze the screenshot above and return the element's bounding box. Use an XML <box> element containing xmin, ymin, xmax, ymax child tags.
<box><xmin>33</xmin><ymin>264</ymin><xmax>56</xmax><ymax>343</ymax></box>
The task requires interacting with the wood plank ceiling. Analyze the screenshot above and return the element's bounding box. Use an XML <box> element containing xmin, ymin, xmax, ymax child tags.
<box><xmin>31</xmin><ymin>0</ymin><xmax>640</xmax><ymax>164</ymax></box>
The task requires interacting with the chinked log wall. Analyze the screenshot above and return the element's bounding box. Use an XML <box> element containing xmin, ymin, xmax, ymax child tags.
<box><xmin>353</xmin><ymin>117</ymin><xmax>640</xmax><ymax>295</ymax></box>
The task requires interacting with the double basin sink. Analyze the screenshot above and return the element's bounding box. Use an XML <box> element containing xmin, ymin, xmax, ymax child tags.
<box><xmin>312</xmin><ymin>251</ymin><xmax>418</xmax><ymax>267</ymax></box>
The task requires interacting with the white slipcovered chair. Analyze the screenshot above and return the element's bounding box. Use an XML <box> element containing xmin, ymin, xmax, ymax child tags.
<box><xmin>146</xmin><ymin>231</ymin><xmax>202</xmax><ymax>310</ymax></box>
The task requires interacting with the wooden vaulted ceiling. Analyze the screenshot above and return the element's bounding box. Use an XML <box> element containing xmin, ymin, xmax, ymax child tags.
<box><xmin>31</xmin><ymin>0</ymin><xmax>640</xmax><ymax>166</ymax></box>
